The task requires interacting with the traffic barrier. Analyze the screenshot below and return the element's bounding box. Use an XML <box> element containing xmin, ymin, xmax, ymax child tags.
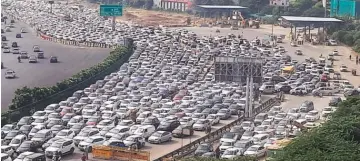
<box><xmin>154</xmin><ymin>96</ymin><xmax>279</xmax><ymax>161</ymax></box>
<box><xmin>37</xmin><ymin>32</ymin><xmax>117</xmax><ymax>49</ymax></box>
<box><xmin>92</xmin><ymin>146</ymin><xmax>150</xmax><ymax>161</ymax></box>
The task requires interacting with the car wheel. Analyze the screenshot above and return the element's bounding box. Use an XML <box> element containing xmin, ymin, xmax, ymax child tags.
<box><xmin>69</xmin><ymin>147</ymin><xmax>74</xmax><ymax>154</ymax></box>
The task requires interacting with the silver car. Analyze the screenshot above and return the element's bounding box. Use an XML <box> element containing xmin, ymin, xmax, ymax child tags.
<box><xmin>147</xmin><ymin>131</ymin><xmax>172</xmax><ymax>144</ymax></box>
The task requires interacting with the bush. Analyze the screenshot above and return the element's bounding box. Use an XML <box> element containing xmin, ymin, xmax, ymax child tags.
<box><xmin>272</xmin><ymin>96</ymin><xmax>360</xmax><ymax>161</ymax></box>
<box><xmin>8</xmin><ymin>46</ymin><xmax>131</xmax><ymax>110</ymax></box>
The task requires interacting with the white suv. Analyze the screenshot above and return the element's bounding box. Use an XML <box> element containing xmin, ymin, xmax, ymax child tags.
<box><xmin>45</xmin><ymin>139</ymin><xmax>75</xmax><ymax>157</ymax></box>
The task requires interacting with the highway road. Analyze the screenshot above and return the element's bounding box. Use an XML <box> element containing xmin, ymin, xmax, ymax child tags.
<box><xmin>1</xmin><ymin>20</ymin><xmax>111</xmax><ymax>111</ymax></box>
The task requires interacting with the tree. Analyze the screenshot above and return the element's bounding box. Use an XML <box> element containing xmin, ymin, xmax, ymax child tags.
<box><xmin>302</xmin><ymin>7</ymin><xmax>324</xmax><ymax>17</ymax></box>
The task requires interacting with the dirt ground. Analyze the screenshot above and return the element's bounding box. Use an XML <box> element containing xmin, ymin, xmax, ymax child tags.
<box><xmin>116</xmin><ymin>8</ymin><xmax>192</xmax><ymax>27</ymax></box>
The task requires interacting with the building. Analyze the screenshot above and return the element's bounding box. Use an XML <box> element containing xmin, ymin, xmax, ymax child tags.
<box><xmin>269</xmin><ymin>0</ymin><xmax>290</xmax><ymax>6</ymax></box>
<box><xmin>159</xmin><ymin>0</ymin><xmax>192</xmax><ymax>12</ymax></box>
<box><xmin>330</xmin><ymin>0</ymin><xmax>360</xmax><ymax>18</ymax></box>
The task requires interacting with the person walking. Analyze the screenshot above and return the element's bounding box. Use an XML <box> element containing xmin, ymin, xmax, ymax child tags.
<box><xmin>237</xmin><ymin>110</ymin><xmax>242</xmax><ymax>118</ymax></box>
<box><xmin>52</xmin><ymin>151</ymin><xmax>61</xmax><ymax>161</ymax></box>
<box><xmin>350</xmin><ymin>55</ymin><xmax>352</xmax><ymax>60</ymax></box>
<box><xmin>81</xmin><ymin>153</ymin><xmax>87</xmax><ymax>161</ymax></box>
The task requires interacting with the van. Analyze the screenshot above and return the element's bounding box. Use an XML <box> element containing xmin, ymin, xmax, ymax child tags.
<box><xmin>299</xmin><ymin>101</ymin><xmax>314</xmax><ymax>113</ymax></box>
<box><xmin>254</xmin><ymin>113</ymin><xmax>268</xmax><ymax>126</ymax></box>
<box><xmin>133</xmin><ymin>125</ymin><xmax>156</xmax><ymax>139</ymax></box>
<box><xmin>252</xmin><ymin>134</ymin><xmax>269</xmax><ymax>145</ymax></box>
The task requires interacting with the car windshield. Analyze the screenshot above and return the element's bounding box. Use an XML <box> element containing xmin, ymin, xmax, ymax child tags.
<box><xmin>11</xmin><ymin>139</ymin><xmax>21</xmax><ymax>144</ymax></box>
<box><xmin>224</xmin><ymin>133</ymin><xmax>234</xmax><ymax>138</ymax></box>
<box><xmin>234</xmin><ymin>142</ymin><xmax>247</xmax><ymax>148</ymax></box>
<box><xmin>33</xmin><ymin>133</ymin><xmax>45</xmax><ymax>138</ymax></box>
<box><xmin>248</xmin><ymin>147</ymin><xmax>258</xmax><ymax>151</ymax></box>
<box><xmin>51</xmin><ymin>142</ymin><xmax>63</xmax><ymax>148</ymax></box>
<box><xmin>224</xmin><ymin>150</ymin><xmax>236</xmax><ymax>155</ymax></box>
<box><xmin>78</xmin><ymin>131</ymin><xmax>90</xmax><ymax>136</ymax></box>
<box><xmin>51</xmin><ymin>126</ymin><xmax>62</xmax><ymax>130</ymax></box>
<box><xmin>222</xmin><ymin>142</ymin><xmax>232</xmax><ymax>146</ymax></box>
<box><xmin>84</xmin><ymin>138</ymin><xmax>94</xmax><ymax>143</ymax></box>
<box><xmin>72</xmin><ymin>124</ymin><xmax>82</xmax><ymax>129</ymax></box>
<box><xmin>88</xmin><ymin>117</ymin><xmax>98</xmax><ymax>122</ymax></box>
<box><xmin>2</xmin><ymin>126</ymin><xmax>12</xmax><ymax>131</ymax></box>
<box><xmin>152</xmin><ymin>132</ymin><xmax>162</xmax><ymax>137</ymax></box>
<box><xmin>243</xmin><ymin>131</ymin><xmax>253</xmax><ymax>136</ymax></box>
<box><xmin>109</xmin><ymin>128</ymin><xmax>120</xmax><ymax>133</ymax></box>
<box><xmin>99</xmin><ymin>121</ymin><xmax>110</xmax><ymax>126</ymax></box>
<box><xmin>20</xmin><ymin>126</ymin><xmax>31</xmax><ymax>130</ymax></box>
<box><xmin>57</xmin><ymin>131</ymin><xmax>67</xmax><ymax>136</ymax></box>
<box><xmin>198</xmin><ymin>145</ymin><xmax>209</xmax><ymax>150</ymax></box>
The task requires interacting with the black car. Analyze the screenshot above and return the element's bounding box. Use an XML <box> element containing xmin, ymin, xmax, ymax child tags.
<box><xmin>172</xmin><ymin>125</ymin><xmax>194</xmax><ymax>138</ymax></box>
<box><xmin>1</xmin><ymin>29</ymin><xmax>4</xmax><ymax>33</ymax></box>
<box><xmin>141</xmin><ymin>116</ymin><xmax>160</xmax><ymax>128</ymax></box>
<box><xmin>157</xmin><ymin>120</ymin><xmax>180</xmax><ymax>132</ymax></box>
<box><xmin>17</xmin><ymin>116</ymin><xmax>34</xmax><ymax>128</ymax></box>
<box><xmin>277</xmin><ymin>85</ymin><xmax>292</xmax><ymax>93</ymax></box>
<box><xmin>10</xmin><ymin>19</ymin><xmax>15</xmax><ymax>23</ymax></box>
<box><xmin>12</xmin><ymin>42</ymin><xmax>18</xmax><ymax>47</ymax></box>
<box><xmin>16</xmin><ymin>33</ymin><xmax>21</xmax><ymax>38</ymax></box>
<box><xmin>2</xmin><ymin>35</ymin><xmax>7</xmax><ymax>41</ymax></box>
<box><xmin>194</xmin><ymin>143</ymin><xmax>213</xmax><ymax>156</ymax></box>
<box><xmin>50</xmin><ymin>56</ymin><xmax>58</xmax><ymax>63</ymax></box>
<box><xmin>16</xmin><ymin>141</ymin><xmax>37</xmax><ymax>153</ymax></box>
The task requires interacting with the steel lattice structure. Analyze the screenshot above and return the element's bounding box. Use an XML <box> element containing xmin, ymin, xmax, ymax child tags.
<box><xmin>214</xmin><ymin>56</ymin><xmax>263</xmax><ymax>84</ymax></box>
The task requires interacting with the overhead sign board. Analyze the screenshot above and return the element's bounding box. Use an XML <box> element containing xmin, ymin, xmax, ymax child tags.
<box><xmin>100</xmin><ymin>5</ymin><xmax>123</xmax><ymax>16</ymax></box>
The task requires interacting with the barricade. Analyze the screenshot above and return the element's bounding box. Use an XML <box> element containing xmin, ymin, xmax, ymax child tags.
<box><xmin>93</xmin><ymin>146</ymin><xmax>150</xmax><ymax>161</ymax></box>
<box><xmin>154</xmin><ymin>96</ymin><xmax>278</xmax><ymax>161</ymax></box>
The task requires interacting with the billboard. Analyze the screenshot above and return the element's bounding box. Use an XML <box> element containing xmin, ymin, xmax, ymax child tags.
<box><xmin>270</xmin><ymin>0</ymin><xmax>290</xmax><ymax>6</ymax></box>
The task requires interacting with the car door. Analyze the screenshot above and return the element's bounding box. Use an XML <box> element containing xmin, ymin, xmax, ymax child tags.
<box><xmin>62</xmin><ymin>141</ymin><xmax>71</xmax><ymax>154</ymax></box>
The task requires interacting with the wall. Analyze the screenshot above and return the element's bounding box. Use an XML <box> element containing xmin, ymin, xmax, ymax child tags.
<box><xmin>330</xmin><ymin>0</ymin><xmax>360</xmax><ymax>18</ymax></box>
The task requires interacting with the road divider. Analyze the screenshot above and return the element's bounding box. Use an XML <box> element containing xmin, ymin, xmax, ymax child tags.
<box><xmin>154</xmin><ymin>96</ymin><xmax>280</xmax><ymax>161</ymax></box>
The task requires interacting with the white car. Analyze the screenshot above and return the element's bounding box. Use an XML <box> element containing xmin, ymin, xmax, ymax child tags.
<box><xmin>1</xmin><ymin>153</ymin><xmax>12</xmax><ymax>161</ymax></box>
<box><xmin>340</xmin><ymin>65</ymin><xmax>348</xmax><ymax>72</ymax></box>
<box><xmin>219</xmin><ymin>140</ymin><xmax>235</xmax><ymax>152</ymax></box>
<box><xmin>221</xmin><ymin>148</ymin><xmax>240</xmax><ymax>159</ymax></box>
<box><xmin>305</xmin><ymin>110</ymin><xmax>320</xmax><ymax>122</ymax></box>
<box><xmin>4</xmin><ymin>70</ymin><xmax>16</xmax><ymax>79</ymax></box>
<box><xmin>328</xmin><ymin>39</ymin><xmax>337</xmax><ymax>46</ymax></box>
<box><xmin>244</xmin><ymin>145</ymin><xmax>266</xmax><ymax>157</ymax></box>
<box><xmin>0</xmin><ymin>146</ymin><xmax>14</xmax><ymax>157</ymax></box>
<box><xmin>45</xmin><ymin>139</ymin><xmax>75</xmax><ymax>157</ymax></box>
<box><xmin>206</xmin><ymin>114</ymin><xmax>220</xmax><ymax>125</ymax></box>
<box><xmin>78</xmin><ymin>136</ymin><xmax>106</xmax><ymax>151</ymax></box>
<box><xmin>333</xmin><ymin>50</ymin><xmax>339</xmax><ymax>56</ymax></box>
<box><xmin>241</xmin><ymin>121</ymin><xmax>255</xmax><ymax>131</ymax></box>
<box><xmin>28</xmin><ymin>55</ymin><xmax>38</xmax><ymax>63</ymax></box>
<box><xmin>3</xmin><ymin>49</ymin><xmax>10</xmax><ymax>53</ymax></box>
<box><xmin>9</xmin><ymin>134</ymin><xmax>27</xmax><ymax>150</ymax></box>
<box><xmin>55</xmin><ymin>129</ymin><xmax>76</xmax><ymax>139</ymax></box>
<box><xmin>304</xmin><ymin>122</ymin><xmax>318</xmax><ymax>129</ymax></box>
<box><xmin>321</xmin><ymin>107</ymin><xmax>334</xmax><ymax>117</ymax></box>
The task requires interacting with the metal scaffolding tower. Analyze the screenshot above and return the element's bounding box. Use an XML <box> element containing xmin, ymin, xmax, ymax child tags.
<box><xmin>214</xmin><ymin>56</ymin><xmax>263</xmax><ymax>118</ymax></box>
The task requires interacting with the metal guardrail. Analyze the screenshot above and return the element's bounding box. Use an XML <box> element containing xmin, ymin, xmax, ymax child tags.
<box><xmin>154</xmin><ymin>96</ymin><xmax>279</xmax><ymax>161</ymax></box>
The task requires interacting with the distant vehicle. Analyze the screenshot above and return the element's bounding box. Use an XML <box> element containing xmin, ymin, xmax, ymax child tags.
<box><xmin>216</xmin><ymin>29</ymin><xmax>220</xmax><ymax>33</ymax></box>
<box><xmin>328</xmin><ymin>39</ymin><xmax>337</xmax><ymax>46</ymax></box>
<box><xmin>50</xmin><ymin>56</ymin><xmax>58</xmax><ymax>63</ymax></box>
<box><xmin>21</xmin><ymin>28</ymin><xmax>26</xmax><ymax>33</ymax></box>
<box><xmin>33</xmin><ymin>45</ymin><xmax>40</xmax><ymax>52</ymax></box>
<box><xmin>28</xmin><ymin>55</ymin><xmax>38</xmax><ymax>63</ymax></box>
<box><xmin>11</xmin><ymin>42</ymin><xmax>18</xmax><ymax>48</ymax></box>
<box><xmin>20</xmin><ymin>51</ymin><xmax>28</xmax><ymax>59</ymax></box>
<box><xmin>295</xmin><ymin>50</ymin><xmax>302</xmax><ymax>55</ymax></box>
<box><xmin>3</xmin><ymin>48</ymin><xmax>10</xmax><ymax>53</ymax></box>
<box><xmin>37</xmin><ymin>52</ymin><xmax>44</xmax><ymax>59</ymax></box>
<box><xmin>5</xmin><ymin>70</ymin><xmax>16</xmax><ymax>79</ymax></box>
<box><xmin>16</xmin><ymin>33</ymin><xmax>21</xmax><ymax>38</ymax></box>
<box><xmin>1</xmin><ymin>29</ymin><xmax>4</xmax><ymax>33</ymax></box>
<box><xmin>2</xmin><ymin>35</ymin><xmax>7</xmax><ymax>41</ymax></box>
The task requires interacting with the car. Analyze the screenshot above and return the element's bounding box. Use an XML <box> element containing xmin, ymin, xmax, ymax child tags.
<box><xmin>148</xmin><ymin>131</ymin><xmax>172</xmax><ymax>144</ymax></box>
<box><xmin>50</xmin><ymin>56</ymin><xmax>58</xmax><ymax>63</ymax></box>
<box><xmin>192</xmin><ymin>119</ymin><xmax>211</xmax><ymax>131</ymax></box>
<box><xmin>206</xmin><ymin>114</ymin><xmax>220</xmax><ymax>125</ymax></box>
<box><xmin>78</xmin><ymin>136</ymin><xmax>106</xmax><ymax>152</ymax></box>
<box><xmin>329</xmin><ymin>97</ymin><xmax>342</xmax><ymax>106</ymax></box>
<box><xmin>328</xmin><ymin>39</ymin><xmax>337</xmax><ymax>46</ymax></box>
<box><xmin>157</xmin><ymin>120</ymin><xmax>180</xmax><ymax>132</ymax></box>
<box><xmin>55</xmin><ymin>129</ymin><xmax>75</xmax><ymax>139</ymax></box>
<box><xmin>1</xmin><ymin>153</ymin><xmax>12</xmax><ymax>161</ymax></box>
<box><xmin>216</xmin><ymin>109</ymin><xmax>232</xmax><ymax>120</ymax></box>
<box><xmin>45</xmin><ymin>139</ymin><xmax>75</xmax><ymax>157</ymax></box>
<box><xmin>105</xmin><ymin>126</ymin><xmax>130</xmax><ymax>139</ymax></box>
<box><xmin>12</xmin><ymin>48</ymin><xmax>20</xmax><ymax>54</ymax></box>
<box><xmin>3</xmin><ymin>130</ymin><xmax>23</xmax><ymax>145</ymax></box>
<box><xmin>33</xmin><ymin>45</ymin><xmax>40</xmax><ymax>52</ymax></box>
<box><xmin>12</xmin><ymin>42</ymin><xmax>18</xmax><ymax>47</ymax></box>
<box><xmin>14</xmin><ymin>151</ymin><xmax>35</xmax><ymax>161</ymax></box>
<box><xmin>9</xmin><ymin>134</ymin><xmax>27</xmax><ymax>150</ymax></box>
<box><xmin>194</xmin><ymin>143</ymin><xmax>213</xmax><ymax>156</ymax></box>
<box><xmin>4</xmin><ymin>70</ymin><xmax>16</xmax><ymax>79</ymax></box>
<box><xmin>23</xmin><ymin>153</ymin><xmax>46</xmax><ymax>161</ymax></box>
<box><xmin>123</xmin><ymin>135</ymin><xmax>146</xmax><ymax>149</ymax></box>
<box><xmin>42</xmin><ymin>137</ymin><xmax>65</xmax><ymax>151</ymax></box>
<box><xmin>21</xmin><ymin>28</ymin><xmax>26</xmax><ymax>33</ymax></box>
<box><xmin>244</xmin><ymin>145</ymin><xmax>266</xmax><ymax>157</ymax></box>
<box><xmin>16</xmin><ymin>33</ymin><xmax>21</xmax><ymax>38</ymax></box>
<box><xmin>2</xmin><ymin>35</ymin><xmax>7</xmax><ymax>41</ymax></box>
<box><xmin>1</xmin><ymin>146</ymin><xmax>14</xmax><ymax>157</ymax></box>
<box><xmin>37</xmin><ymin>52</ymin><xmax>44</xmax><ymax>59</ymax></box>
<box><xmin>20</xmin><ymin>51</ymin><xmax>28</xmax><ymax>58</ymax></box>
<box><xmin>73</xmin><ymin>128</ymin><xmax>99</xmax><ymax>146</ymax></box>
<box><xmin>31</xmin><ymin>129</ymin><xmax>53</xmax><ymax>145</ymax></box>
<box><xmin>221</xmin><ymin>148</ymin><xmax>240</xmax><ymax>159</ymax></box>
<box><xmin>220</xmin><ymin>132</ymin><xmax>239</xmax><ymax>143</ymax></box>
<box><xmin>3</xmin><ymin>48</ymin><xmax>10</xmax><ymax>53</ymax></box>
<box><xmin>172</xmin><ymin>125</ymin><xmax>194</xmax><ymax>138</ymax></box>
<box><xmin>305</xmin><ymin>110</ymin><xmax>320</xmax><ymax>122</ymax></box>
<box><xmin>103</xmin><ymin>139</ymin><xmax>127</xmax><ymax>148</ymax></box>
<box><xmin>18</xmin><ymin>125</ymin><xmax>33</xmax><ymax>135</ymax></box>
<box><xmin>295</xmin><ymin>50</ymin><xmax>302</xmax><ymax>55</ymax></box>
<box><xmin>28</xmin><ymin>55</ymin><xmax>38</xmax><ymax>63</ymax></box>
<box><xmin>340</xmin><ymin>65</ymin><xmax>348</xmax><ymax>72</ymax></box>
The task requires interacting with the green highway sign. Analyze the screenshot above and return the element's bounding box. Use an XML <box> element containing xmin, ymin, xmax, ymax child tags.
<box><xmin>100</xmin><ymin>5</ymin><xmax>123</xmax><ymax>16</ymax></box>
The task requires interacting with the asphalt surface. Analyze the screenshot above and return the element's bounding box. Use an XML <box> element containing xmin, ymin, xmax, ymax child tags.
<box><xmin>1</xmin><ymin>20</ymin><xmax>111</xmax><ymax>111</ymax></box>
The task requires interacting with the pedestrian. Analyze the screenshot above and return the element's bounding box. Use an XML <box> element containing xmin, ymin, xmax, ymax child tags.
<box><xmin>81</xmin><ymin>153</ymin><xmax>87</xmax><ymax>161</ymax></box>
<box><xmin>84</xmin><ymin>146</ymin><xmax>89</xmax><ymax>160</ymax></box>
<box><xmin>356</xmin><ymin>59</ymin><xmax>359</xmax><ymax>65</ymax></box>
<box><xmin>350</xmin><ymin>55</ymin><xmax>352</xmax><ymax>60</ymax></box>
<box><xmin>237</xmin><ymin>110</ymin><xmax>242</xmax><ymax>118</ymax></box>
<box><xmin>215</xmin><ymin>146</ymin><xmax>220</xmax><ymax>159</ymax></box>
<box><xmin>328</xmin><ymin>82</ymin><xmax>330</xmax><ymax>87</ymax></box>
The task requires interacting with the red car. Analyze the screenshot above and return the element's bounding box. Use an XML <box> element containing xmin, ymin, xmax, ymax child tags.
<box><xmin>60</xmin><ymin>107</ymin><xmax>74</xmax><ymax>116</ymax></box>
<box><xmin>86</xmin><ymin>116</ymin><xmax>101</xmax><ymax>125</ymax></box>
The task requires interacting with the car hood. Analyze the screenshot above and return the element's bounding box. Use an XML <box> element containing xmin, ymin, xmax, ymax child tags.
<box><xmin>46</xmin><ymin>147</ymin><xmax>60</xmax><ymax>152</ymax></box>
<box><xmin>148</xmin><ymin>136</ymin><xmax>160</xmax><ymax>141</ymax></box>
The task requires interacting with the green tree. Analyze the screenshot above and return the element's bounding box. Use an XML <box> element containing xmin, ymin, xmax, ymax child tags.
<box><xmin>145</xmin><ymin>0</ymin><xmax>153</xmax><ymax>10</ymax></box>
<box><xmin>302</xmin><ymin>7</ymin><xmax>324</xmax><ymax>17</ymax></box>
